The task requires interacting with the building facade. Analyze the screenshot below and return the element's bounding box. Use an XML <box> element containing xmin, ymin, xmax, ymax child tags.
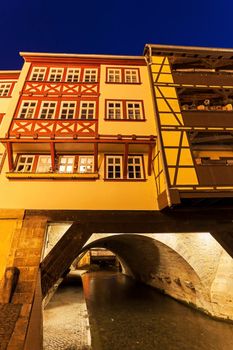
<box><xmin>1</xmin><ymin>45</ymin><xmax>233</xmax><ymax>349</ymax></box>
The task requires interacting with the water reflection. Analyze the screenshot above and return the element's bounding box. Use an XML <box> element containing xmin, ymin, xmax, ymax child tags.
<box><xmin>82</xmin><ymin>271</ymin><xmax>233</xmax><ymax>350</ymax></box>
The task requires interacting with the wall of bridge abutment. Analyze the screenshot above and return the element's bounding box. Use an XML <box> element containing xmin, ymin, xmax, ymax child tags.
<box><xmin>0</xmin><ymin>209</ymin><xmax>233</xmax><ymax>349</ymax></box>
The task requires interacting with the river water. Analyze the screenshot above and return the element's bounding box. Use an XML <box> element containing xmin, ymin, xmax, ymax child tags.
<box><xmin>82</xmin><ymin>271</ymin><xmax>233</xmax><ymax>350</ymax></box>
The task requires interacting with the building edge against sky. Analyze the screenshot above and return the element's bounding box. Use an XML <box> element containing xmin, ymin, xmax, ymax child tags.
<box><xmin>1</xmin><ymin>44</ymin><xmax>233</xmax><ymax>349</ymax></box>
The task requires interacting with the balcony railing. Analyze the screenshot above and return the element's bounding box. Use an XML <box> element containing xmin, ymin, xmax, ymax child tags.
<box><xmin>22</xmin><ymin>81</ymin><xmax>99</xmax><ymax>96</ymax></box>
<box><xmin>182</xmin><ymin>110</ymin><xmax>233</xmax><ymax>128</ymax></box>
<box><xmin>173</xmin><ymin>71</ymin><xmax>233</xmax><ymax>86</ymax></box>
<box><xmin>9</xmin><ymin>119</ymin><xmax>98</xmax><ymax>138</ymax></box>
<box><xmin>196</xmin><ymin>164</ymin><xmax>233</xmax><ymax>186</ymax></box>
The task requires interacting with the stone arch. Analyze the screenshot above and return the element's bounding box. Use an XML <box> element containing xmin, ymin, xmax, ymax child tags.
<box><xmin>80</xmin><ymin>234</ymin><xmax>209</xmax><ymax>312</ymax></box>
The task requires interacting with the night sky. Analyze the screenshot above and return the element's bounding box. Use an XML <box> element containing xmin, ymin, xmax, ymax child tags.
<box><xmin>1</xmin><ymin>0</ymin><xmax>233</xmax><ymax>70</ymax></box>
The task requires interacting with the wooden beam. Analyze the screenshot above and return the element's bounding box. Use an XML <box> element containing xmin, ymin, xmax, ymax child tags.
<box><xmin>123</xmin><ymin>143</ymin><xmax>129</xmax><ymax>178</ymax></box>
<box><xmin>6</xmin><ymin>142</ymin><xmax>14</xmax><ymax>171</ymax></box>
<box><xmin>94</xmin><ymin>143</ymin><xmax>98</xmax><ymax>172</ymax></box>
<box><xmin>148</xmin><ymin>144</ymin><xmax>153</xmax><ymax>176</ymax></box>
<box><xmin>50</xmin><ymin>142</ymin><xmax>56</xmax><ymax>171</ymax></box>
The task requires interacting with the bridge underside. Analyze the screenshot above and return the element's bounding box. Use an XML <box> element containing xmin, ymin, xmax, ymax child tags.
<box><xmin>1</xmin><ymin>207</ymin><xmax>233</xmax><ymax>349</ymax></box>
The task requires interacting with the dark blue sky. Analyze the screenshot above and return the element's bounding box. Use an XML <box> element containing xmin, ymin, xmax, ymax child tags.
<box><xmin>1</xmin><ymin>0</ymin><xmax>233</xmax><ymax>70</ymax></box>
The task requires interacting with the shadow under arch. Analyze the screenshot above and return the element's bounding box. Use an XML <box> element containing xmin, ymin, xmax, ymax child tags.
<box><xmin>79</xmin><ymin>234</ymin><xmax>208</xmax><ymax>309</ymax></box>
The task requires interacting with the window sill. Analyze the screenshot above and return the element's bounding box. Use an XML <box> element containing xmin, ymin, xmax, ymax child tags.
<box><xmin>105</xmin><ymin>82</ymin><xmax>141</xmax><ymax>85</ymax></box>
<box><xmin>104</xmin><ymin>118</ymin><xmax>146</xmax><ymax>122</ymax></box>
<box><xmin>104</xmin><ymin>178</ymin><xmax>146</xmax><ymax>182</ymax></box>
<box><xmin>6</xmin><ymin>172</ymin><xmax>99</xmax><ymax>179</ymax></box>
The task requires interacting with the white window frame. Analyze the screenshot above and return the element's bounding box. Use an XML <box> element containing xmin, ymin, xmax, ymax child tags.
<box><xmin>127</xmin><ymin>156</ymin><xmax>143</xmax><ymax>179</ymax></box>
<box><xmin>66</xmin><ymin>68</ymin><xmax>81</xmax><ymax>82</ymax></box>
<box><xmin>83</xmin><ymin>69</ymin><xmax>98</xmax><ymax>82</ymax></box>
<box><xmin>126</xmin><ymin>101</ymin><xmax>143</xmax><ymax>120</ymax></box>
<box><xmin>18</xmin><ymin>101</ymin><xmax>37</xmax><ymax>119</ymax></box>
<box><xmin>106</xmin><ymin>101</ymin><xmax>123</xmax><ymax>120</ymax></box>
<box><xmin>78</xmin><ymin>156</ymin><xmax>94</xmax><ymax>173</ymax></box>
<box><xmin>58</xmin><ymin>156</ymin><xmax>75</xmax><ymax>173</ymax></box>
<box><xmin>30</xmin><ymin>67</ymin><xmax>46</xmax><ymax>81</ymax></box>
<box><xmin>15</xmin><ymin>155</ymin><xmax>35</xmax><ymax>172</ymax></box>
<box><xmin>107</xmin><ymin>69</ymin><xmax>122</xmax><ymax>83</ymax></box>
<box><xmin>124</xmin><ymin>69</ymin><xmax>139</xmax><ymax>83</ymax></box>
<box><xmin>48</xmin><ymin>68</ymin><xmax>64</xmax><ymax>82</ymax></box>
<box><xmin>79</xmin><ymin>101</ymin><xmax>96</xmax><ymax>119</ymax></box>
<box><xmin>0</xmin><ymin>83</ymin><xmax>11</xmax><ymax>97</ymax></box>
<box><xmin>106</xmin><ymin>156</ymin><xmax>123</xmax><ymax>179</ymax></box>
<box><xmin>36</xmin><ymin>155</ymin><xmax>52</xmax><ymax>173</ymax></box>
<box><xmin>59</xmin><ymin>101</ymin><xmax>77</xmax><ymax>119</ymax></box>
<box><xmin>39</xmin><ymin>101</ymin><xmax>57</xmax><ymax>119</ymax></box>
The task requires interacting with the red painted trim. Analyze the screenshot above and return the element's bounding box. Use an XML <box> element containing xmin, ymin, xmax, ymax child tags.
<box><xmin>123</xmin><ymin>144</ymin><xmax>129</xmax><ymax>178</ymax></box>
<box><xmin>22</xmin><ymin>56</ymin><xmax>146</xmax><ymax>66</ymax></box>
<box><xmin>106</xmin><ymin>67</ymin><xmax>141</xmax><ymax>84</ymax></box>
<box><xmin>0</xmin><ymin>151</ymin><xmax>6</xmax><ymax>173</ymax></box>
<box><xmin>0</xmin><ymin>73</ymin><xmax>19</xmax><ymax>80</ymax></box>
<box><xmin>148</xmin><ymin>144</ymin><xmax>153</xmax><ymax>176</ymax></box>
<box><xmin>105</xmin><ymin>99</ymin><xmax>145</xmax><ymax>120</ymax></box>
<box><xmin>6</xmin><ymin>142</ymin><xmax>14</xmax><ymax>171</ymax></box>
<box><xmin>50</xmin><ymin>142</ymin><xmax>56</xmax><ymax>171</ymax></box>
<box><xmin>0</xmin><ymin>113</ymin><xmax>5</xmax><ymax>124</ymax></box>
<box><xmin>94</xmin><ymin>143</ymin><xmax>98</xmax><ymax>172</ymax></box>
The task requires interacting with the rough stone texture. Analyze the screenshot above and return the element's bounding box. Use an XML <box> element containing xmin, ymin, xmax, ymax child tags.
<box><xmin>84</xmin><ymin>233</ymin><xmax>233</xmax><ymax>321</ymax></box>
<box><xmin>0</xmin><ymin>304</ymin><xmax>22</xmax><ymax>350</ymax></box>
<box><xmin>43</xmin><ymin>272</ymin><xmax>91</xmax><ymax>350</ymax></box>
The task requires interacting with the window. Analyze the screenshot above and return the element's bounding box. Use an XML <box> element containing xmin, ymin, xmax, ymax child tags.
<box><xmin>18</xmin><ymin>101</ymin><xmax>37</xmax><ymax>119</ymax></box>
<box><xmin>48</xmin><ymin>68</ymin><xmax>64</xmax><ymax>82</ymax></box>
<box><xmin>66</xmin><ymin>69</ymin><xmax>80</xmax><ymax>82</ymax></box>
<box><xmin>78</xmin><ymin>156</ymin><xmax>94</xmax><ymax>173</ymax></box>
<box><xmin>126</xmin><ymin>102</ymin><xmax>143</xmax><ymax>120</ymax></box>
<box><xmin>106</xmin><ymin>101</ymin><xmax>122</xmax><ymax>120</ymax></box>
<box><xmin>16</xmin><ymin>155</ymin><xmax>34</xmax><ymax>172</ymax></box>
<box><xmin>125</xmin><ymin>69</ymin><xmax>139</xmax><ymax>83</ymax></box>
<box><xmin>107</xmin><ymin>69</ymin><xmax>121</xmax><ymax>83</ymax></box>
<box><xmin>30</xmin><ymin>67</ymin><xmax>46</xmax><ymax>81</ymax></box>
<box><xmin>0</xmin><ymin>83</ymin><xmax>11</xmax><ymax>97</ymax></box>
<box><xmin>39</xmin><ymin>102</ymin><xmax>57</xmax><ymax>119</ymax></box>
<box><xmin>36</xmin><ymin>156</ymin><xmax>52</xmax><ymax>172</ymax></box>
<box><xmin>127</xmin><ymin>156</ymin><xmax>143</xmax><ymax>179</ymax></box>
<box><xmin>59</xmin><ymin>102</ymin><xmax>76</xmax><ymax>119</ymax></box>
<box><xmin>79</xmin><ymin>101</ymin><xmax>96</xmax><ymax>119</ymax></box>
<box><xmin>106</xmin><ymin>67</ymin><xmax>140</xmax><ymax>83</ymax></box>
<box><xmin>58</xmin><ymin>156</ymin><xmax>75</xmax><ymax>173</ymax></box>
<box><xmin>106</xmin><ymin>156</ymin><xmax>122</xmax><ymax>179</ymax></box>
<box><xmin>84</xmin><ymin>69</ymin><xmax>98</xmax><ymax>82</ymax></box>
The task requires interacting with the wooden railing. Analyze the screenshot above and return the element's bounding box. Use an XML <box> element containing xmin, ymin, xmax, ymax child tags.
<box><xmin>9</xmin><ymin>119</ymin><xmax>98</xmax><ymax>138</ymax></box>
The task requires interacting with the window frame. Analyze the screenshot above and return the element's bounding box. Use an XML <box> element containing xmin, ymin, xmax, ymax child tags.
<box><xmin>36</xmin><ymin>155</ymin><xmax>52</xmax><ymax>173</ymax></box>
<box><xmin>15</xmin><ymin>155</ymin><xmax>35</xmax><ymax>172</ymax></box>
<box><xmin>105</xmin><ymin>100</ymin><xmax>145</xmax><ymax>121</ymax></box>
<box><xmin>59</xmin><ymin>101</ymin><xmax>77</xmax><ymax>120</ymax></box>
<box><xmin>127</xmin><ymin>155</ymin><xmax>144</xmax><ymax>179</ymax></box>
<box><xmin>106</xmin><ymin>67</ymin><xmax>141</xmax><ymax>84</ymax></box>
<box><xmin>106</xmin><ymin>100</ymin><xmax>123</xmax><ymax>120</ymax></box>
<box><xmin>106</xmin><ymin>68</ymin><xmax>122</xmax><ymax>83</ymax></box>
<box><xmin>18</xmin><ymin>100</ymin><xmax>38</xmax><ymax>119</ymax></box>
<box><xmin>105</xmin><ymin>155</ymin><xmax>123</xmax><ymax>180</ymax></box>
<box><xmin>78</xmin><ymin>156</ymin><xmax>94</xmax><ymax>173</ymax></box>
<box><xmin>83</xmin><ymin>69</ymin><xmax>98</xmax><ymax>83</ymax></box>
<box><xmin>58</xmin><ymin>156</ymin><xmax>75</xmax><ymax>173</ymax></box>
<box><xmin>0</xmin><ymin>83</ymin><xmax>12</xmax><ymax>97</ymax></box>
<box><xmin>30</xmin><ymin>67</ymin><xmax>47</xmax><ymax>81</ymax></box>
<box><xmin>79</xmin><ymin>101</ymin><xmax>96</xmax><ymax>119</ymax></box>
<box><xmin>48</xmin><ymin>68</ymin><xmax>64</xmax><ymax>82</ymax></box>
<box><xmin>126</xmin><ymin>101</ymin><xmax>144</xmax><ymax>120</ymax></box>
<box><xmin>105</xmin><ymin>154</ymin><xmax>145</xmax><ymax>180</ymax></box>
<box><xmin>39</xmin><ymin>101</ymin><xmax>57</xmax><ymax>119</ymax></box>
<box><xmin>66</xmin><ymin>68</ymin><xmax>81</xmax><ymax>83</ymax></box>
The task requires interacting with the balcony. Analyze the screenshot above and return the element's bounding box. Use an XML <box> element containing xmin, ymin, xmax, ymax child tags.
<box><xmin>196</xmin><ymin>164</ymin><xmax>233</xmax><ymax>186</ymax></box>
<box><xmin>22</xmin><ymin>81</ymin><xmax>99</xmax><ymax>96</ymax></box>
<box><xmin>9</xmin><ymin>119</ymin><xmax>98</xmax><ymax>138</ymax></box>
<box><xmin>182</xmin><ymin>110</ymin><xmax>233</xmax><ymax>128</ymax></box>
<box><xmin>173</xmin><ymin>71</ymin><xmax>233</xmax><ymax>86</ymax></box>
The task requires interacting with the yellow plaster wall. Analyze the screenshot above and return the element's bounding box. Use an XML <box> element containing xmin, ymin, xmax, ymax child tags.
<box><xmin>0</xmin><ymin>219</ymin><xmax>17</xmax><ymax>280</ymax></box>
<box><xmin>0</xmin><ymin>63</ymin><xmax>31</xmax><ymax>139</ymax></box>
<box><xmin>0</xmin><ymin>154</ymin><xmax>158</xmax><ymax>210</ymax></box>
<box><xmin>99</xmin><ymin>65</ymin><xmax>157</xmax><ymax>136</ymax></box>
